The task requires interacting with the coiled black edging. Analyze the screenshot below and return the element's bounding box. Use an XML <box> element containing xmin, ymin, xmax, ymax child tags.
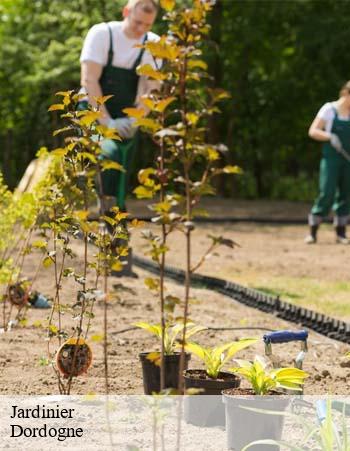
<box><xmin>133</xmin><ymin>254</ymin><xmax>350</xmax><ymax>345</ymax></box>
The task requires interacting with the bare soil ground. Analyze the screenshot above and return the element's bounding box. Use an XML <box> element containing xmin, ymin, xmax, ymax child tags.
<box><xmin>1</xmin><ymin>199</ymin><xmax>350</xmax><ymax>395</ymax></box>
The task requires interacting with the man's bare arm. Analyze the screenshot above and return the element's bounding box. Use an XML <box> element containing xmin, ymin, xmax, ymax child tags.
<box><xmin>81</xmin><ymin>60</ymin><xmax>110</xmax><ymax>124</ymax></box>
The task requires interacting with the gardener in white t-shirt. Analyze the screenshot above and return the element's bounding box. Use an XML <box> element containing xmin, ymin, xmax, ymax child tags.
<box><xmin>80</xmin><ymin>0</ymin><xmax>159</xmax><ymax>275</ymax></box>
<box><xmin>80</xmin><ymin>0</ymin><xmax>159</xmax><ymax>212</ymax></box>
<box><xmin>306</xmin><ymin>81</ymin><xmax>350</xmax><ymax>244</ymax></box>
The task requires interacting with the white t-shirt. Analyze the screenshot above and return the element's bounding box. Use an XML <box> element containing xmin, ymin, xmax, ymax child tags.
<box><xmin>80</xmin><ymin>21</ymin><xmax>160</xmax><ymax>100</ymax></box>
<box><xmin>317</xmin><ymin>102</ymin><xmax>350</xmax><ymax>133</ymax></box>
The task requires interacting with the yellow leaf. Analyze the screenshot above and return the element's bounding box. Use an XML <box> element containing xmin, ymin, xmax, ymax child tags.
<box><xmin>78</xmin><ymin>111</ymin><xmax>102</xmax><ymax>127</ymax></box>
<box><xmin>52</xmin><ymin>127</ymin><xmax>72</xmax><ymax>137</ymax></box>
<box><xmin>55</xmin><ymin>90</ymin><xmax>72</xmax><ymax>97</ymax></box>
<box><xmin>115</xmin><ymin>211</ymin><xmax>129</xmax><ymax>221</ymax></box>
<box><xmin>91</xmin><ymin>334</ymin><xmax>104</xmax><ymax>343</ymax></box>
<box><xmin>223</xmin><ymin>165</ymin><xmax>243</xmax><ymax>174</ymax></box>
<box><xmin>133</xmin><ymin>185</ymin><xmax>154</xmax><ymax>199</ymax></box>
<box><xmin>188</xmin><ymin>59</ymin><xmax>208</xmax><ymax>70</ymax></box>
<box><xmin>141</xmin><ymin>97</ymin><xmax>156</xmax><ymax>111</ymax></box>
<box><xmin>48</xmin><ymin>104</ymin><xmax>65</xmax><ymax>112</ymax></box>
<box><xmin>137</xmin><ymin>64</ymin><xmax>166</xmax><ymax>81</ymax></box>
<box><xmin>111</xmin><ymin>261</ymin><xmax>123</xmax><ymax>272</ymax></box>
<box><xmin>49</xmin><ymin>324</ymin><xmax>58</xmax><ymax>334</ymax></box>
<box><xmin>122</xmin><ymin>107</ymin><xmax>146</xmax><ymax>119</ymax></box>
<box><xmin>32</xmin><ymin>240</ymin><xmax>47</xmax><ymax>249</ymax></box>
<box><xmin>75</xmin><ymin>210</ymin><xmax>90</xmax><ymax>221</ymax></box>
<box><xmin>101</xmin><ymin>161</ymin><xmax>125</xmax><ymax>172</ymax></box>
<box><xmin>80</xmin><ymin>152</ymin><xmax>97</xmax><ymax>164</ymax></box>
<box><xmin>51</xmin><ymin>147</ymin><xmax>68</xmax><ymax>156</ymax></box>
<box><xmin>207</xmin><ymin>147</ymin><xmax>219</xmax><ymax>161</ymax></box>
<box><xmin>43</xmin><ymin>256</ymin><xmax>54</xmax><ymax>268</ymax></box>
<box><xmin>93</xmin><ymin>95</ymin><xmax>114</xmax><ymax>105</ymax></box>
<box><xmin>135</xmin><ymin>118</ymin><xmax>161</xmax><ymax>132</ymax></box>
<box><xmin>95</xmin><ymin>125</ymin><xmax>121</xmax><ymax>140</ymax></box>
<box><xmin>145</xmin><ymin>277</ymin><xmax>160</xmax><ymax>291</ymax></box>
<box><xmin>130</xmin><ymin>218</ymin><xmax>144</xmax><ymax>228</ymax></box>
<box><xmin>146</xmin><ymin>38</ymin><xmax>180</xmax><ymax>60</ymax></box>
<box><xmin>156</xmin><ymin>97</ymin><xmax>176</xmax><ymax>113</ymax></box>
<box><xmin>160</xmin><ymin>0</ymin><xmax>175</xmax><ymax>11</ymax></box>
<box><xmin>186</xmin><ymin>113</ymin><xmax>199</xmax><ymax>125</ymax></box>
<box><xmin>138</xmin><ymin>167</ymin><xmax>156</xmax><ymax>184</ymax></box>
<box><xmin>146</xmin><ymin>352</ymin><xmax>161</xmax><ymax>367</ymax></box>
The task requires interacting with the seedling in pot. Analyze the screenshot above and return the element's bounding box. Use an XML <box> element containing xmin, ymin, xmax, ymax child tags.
<box><xmin>136</xmin><ymin>321</ymin><xmax>206</xmax><ymax>394</ymax></box>
<box><xmin>135</xmin><ymin>321</ymin><xmax>207</xmax><ymax>357</ymax></box>
<box><xmin>185</xmin><ymin>338</ymin><xmax>258</xmax><ymax>379</ymax></box>
<box><xmin>229</xmin><ymin>355</ymin><xmax>309</xmax><ymax>395</ymax></box>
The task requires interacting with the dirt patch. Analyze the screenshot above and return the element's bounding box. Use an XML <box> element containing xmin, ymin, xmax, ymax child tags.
<box><xmin>1</xmin><ymin>200</ymin><xmax>350</xmax><ymax>395</ymax></box>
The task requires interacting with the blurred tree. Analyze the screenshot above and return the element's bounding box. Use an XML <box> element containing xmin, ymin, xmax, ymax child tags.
<box><xmin>1</xmin><ymin>0</ymin><xmax>350</xmax><ymax>201</ymax></box>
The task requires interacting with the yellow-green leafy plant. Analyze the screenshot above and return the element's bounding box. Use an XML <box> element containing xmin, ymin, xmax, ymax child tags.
<box><xmin>42</xmin><ymin>91</ymin><xmax>134</xmax><ymax>394</ymax></box>
<box><xmin>0</xmin><ymin>172</ymin><xmax>42</xmax><ymax>329</ymax></box>
<box><xmin>135</xmin><ymin>321</ymin><xmax>207</xmax><ymax>355</ymax></box>
<box><xmin>125</xmin><ymin>0</ymin><xmax>242</xmax><ymax>392</ymax></box>
<box><xmin>185</xmin><ymin>338</ymin><xmax>258</xmax><ymax>379</ymax></box>
<box><xmin>230</xmin><ymin>356</ymin><xmax>308</xmax><ymax>395</ymax></box>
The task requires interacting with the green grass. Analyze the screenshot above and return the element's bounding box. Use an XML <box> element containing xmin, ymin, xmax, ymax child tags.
<box><xmin>218</xmin><ymin>272</ymin><xmax>350</xmax><ymax>320</ymax></box>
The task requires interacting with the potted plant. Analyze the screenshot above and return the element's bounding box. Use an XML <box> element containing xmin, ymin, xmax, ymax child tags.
<box><xmin>242</xmin><ymin>398</ymin><xmax>350</xmax><ymax>451</ymax></box>
<box><xmin>222</xmin><ymin>356</ymin><xmax>308</xmax><ymax>450</ymax></box>
<box><xmin>183</xmin><ymin>338</ymin><xmax>257</xmax><ymax>427</ymax></box>
<box><xmin>136</xmin><ymin>321</ymin><xmax>206</xmax><ymax>394</ymax></box>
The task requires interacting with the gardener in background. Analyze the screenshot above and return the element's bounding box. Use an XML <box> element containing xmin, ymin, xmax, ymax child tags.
<box><xmin>305</xmin><ymin>81</ymin><xmax>350</xmax><ymax>244</ymax></box>
<box><xmin>80</xmin><ymin>0</ymin><xmax>160</xmax><ymax>275</ymax></box>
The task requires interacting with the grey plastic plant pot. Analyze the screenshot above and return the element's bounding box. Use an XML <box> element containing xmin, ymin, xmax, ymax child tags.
<box><xmin>139</xmin><ymin>352</ymin><xmax>190</xmax><ymax>394</ymax></box>
<box><xmin>183</xmin><ymin>369</ymin><xmax>240</xmax><ymax>428</ymax></box>
<box><xmin>222</xmin><ymin>390</ymin><xmax>290</xmax><ymax>450</ymax></box>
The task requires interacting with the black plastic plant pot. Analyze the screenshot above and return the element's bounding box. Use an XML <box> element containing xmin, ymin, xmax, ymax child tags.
<box><xmin>222</xmin><ymin>389</ymin><xmax>290</xmax><ymax>450</ymax></box>
<box><xmin>183</xmin><ymin>369</ymin><xmax>240</xmax><ymax>428</ymax></box>
<box><xmin>139</xmin><ymin>352</ymin><xmax>190</xmax><ymax>394</ymax></box>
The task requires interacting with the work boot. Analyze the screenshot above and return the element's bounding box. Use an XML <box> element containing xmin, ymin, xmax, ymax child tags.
<box><xmin>335</xmin><ymin>226</ymin><xmax>349</xmax><ymax>244</ymax></box>
<box><xmin>304</xmin><ymin>225</ymin><xmax>318</xmax><ymax>244</ymax></box>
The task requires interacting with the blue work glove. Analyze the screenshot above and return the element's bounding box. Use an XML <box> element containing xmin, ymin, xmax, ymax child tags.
<box><xmin>108</xmin><ymin>117</ymin><xmax>136</xmax><ymax>140</ymax></box>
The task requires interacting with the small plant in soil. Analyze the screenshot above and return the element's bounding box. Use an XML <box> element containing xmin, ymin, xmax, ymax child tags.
<box><xmin>222</xmin><ymin>354</ymin><xmax>308</xmax><ymax>451</ymax></box>
<box><xmin>229</xmin><ymin>355</ymin><xmax>309</xmax><ymax>394</ymax></box>
<box><xmin>135</xmin><ymin>321</ymin><xmax>206</xmax><ymax>356</ymax></box>
<box><xmin>185</xmin><ymin>338</ymin><xmax>258</xmax><ymax>379</ymax></box>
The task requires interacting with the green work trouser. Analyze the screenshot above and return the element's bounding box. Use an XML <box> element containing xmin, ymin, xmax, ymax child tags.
<box><xmin>99</xmin><ymin>137</ymin><xmax>136</xmax><ymax>212</ymax></box>
<box><xmin>311</xmin><ymin>154</ymin><xmax>350</xmax><ymax>224</ymax></box>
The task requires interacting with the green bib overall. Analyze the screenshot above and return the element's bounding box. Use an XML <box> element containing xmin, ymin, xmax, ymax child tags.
<box><xmin>99</xmin><ymin>23</ymin><xmax>147</xmax><ymax>211</ymax></box>
<box><xmin>310</xmin><ymin>108</ymin><xmax>350</xmax><ymax>225</ymax></box>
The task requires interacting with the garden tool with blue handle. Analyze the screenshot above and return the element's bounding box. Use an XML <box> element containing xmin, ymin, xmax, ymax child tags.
<box><xmin>264</xmin><ymin>330</ymin><xmax>308</xmax><ymax>395</ymax></box>
<box><xmin>263</xmin><ymin>330</ymin><xmax>308</xmax><ymax>370</ymax></box>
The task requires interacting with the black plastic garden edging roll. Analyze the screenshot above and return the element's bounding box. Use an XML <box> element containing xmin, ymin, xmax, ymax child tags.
<box><xmin>133</xmin><ymin>254</ymin><xmax>350</xmax><ymax>345</ymax></box>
